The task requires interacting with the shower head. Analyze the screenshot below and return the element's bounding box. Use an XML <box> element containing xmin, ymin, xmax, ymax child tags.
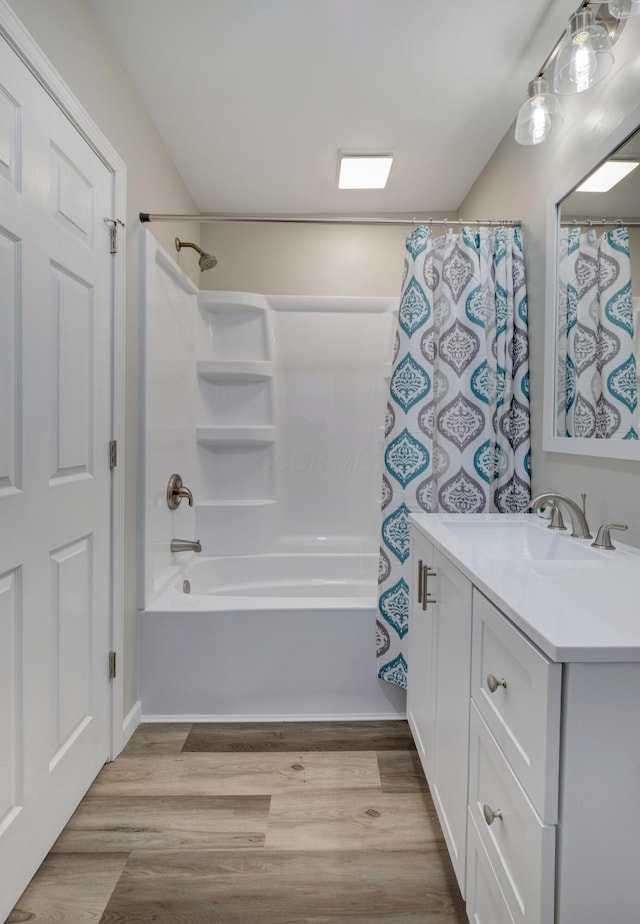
<box><xmin>175</xmin><ymin>237</ymin><xmax>218</xmax><ymax>271</ymax></box>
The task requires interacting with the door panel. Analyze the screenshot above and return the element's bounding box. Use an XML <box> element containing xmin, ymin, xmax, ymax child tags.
<box><xmin>0</xmin><ymin>33</ymin><xmax>113</xmax><ymax>921</ymax></box>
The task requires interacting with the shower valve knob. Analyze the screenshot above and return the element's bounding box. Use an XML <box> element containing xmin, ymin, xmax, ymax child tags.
<box><xmin>167</xmin><ymin>473</ymin><xmax>194</xmax><ymax>509</ymax></box>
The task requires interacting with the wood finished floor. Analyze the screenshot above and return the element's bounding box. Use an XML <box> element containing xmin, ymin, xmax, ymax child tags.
<box><xmin>8</xmin><ymin>721</ymin><xmax>467</xmax><ymax>923</ymax></box>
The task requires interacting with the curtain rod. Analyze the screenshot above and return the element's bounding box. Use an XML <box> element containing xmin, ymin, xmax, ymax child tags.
<box><xmin>139</xmin><ymin>212</ymin><xmax>521</xmax><ymax>228</ymax></box>
<box><xmin>561</xmin><ymin>219</ymin><xmax>640</xmax><ymax>227</ymax></box>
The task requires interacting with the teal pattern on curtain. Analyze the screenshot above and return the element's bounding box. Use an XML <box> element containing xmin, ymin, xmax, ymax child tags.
<box><xmin>376</xmin><ymin>225</ymin><xmax>531</xmax><ymax>688</ymax></box>
<box><xmin>556</xmin><ymin>227</ymin><xmax>638</xmax><ymax>439</ymax></box>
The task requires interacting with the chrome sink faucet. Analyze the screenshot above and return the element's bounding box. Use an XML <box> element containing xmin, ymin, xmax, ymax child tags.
<box><xmin>528</xmin><ymin>493</ymin><xmax>592</xmax><ymax>539</ymax></box>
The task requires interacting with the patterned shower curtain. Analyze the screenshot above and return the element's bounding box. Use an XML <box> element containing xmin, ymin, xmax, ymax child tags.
<box><xmin>376</xmin><ymin>225</ymin><xmax>531</xmax><ymax>688</ymax></box>
<box><xmin>556</xmin><ymin>227</ymin><xmax>638</xmax><ymax>439</ymax></box>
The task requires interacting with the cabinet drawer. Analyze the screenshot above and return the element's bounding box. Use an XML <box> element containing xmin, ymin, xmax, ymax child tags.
<box><xmin>468</xmin><ymin>703</ymin><xmax>555</xmax><ymax>924</ymax></box>
<box><xmin>466</xmin><ymin>812</ymin><xmax>516</xmax><ymax>924</ymax></box>
<box><xmin>471</xmin><ymin>589</ymin><xmax>561</xmax><ymax>822</ymax></box>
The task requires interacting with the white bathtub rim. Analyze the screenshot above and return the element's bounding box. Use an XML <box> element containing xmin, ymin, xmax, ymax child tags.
<box><xmin>142</xmin><ymin>588</ymin><xmax>377</xmax><ymax>613</ymax></box>
<box><xmin>145</xmin><ymin>550</ymin><xmax>379</xmax><ymax>611</ymax></box>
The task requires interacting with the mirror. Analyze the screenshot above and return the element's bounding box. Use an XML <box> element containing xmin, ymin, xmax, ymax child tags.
<box><xmin>544</xmin><ymin>104</ymin><xmax>640</xmax><ymax>460</ymax></box>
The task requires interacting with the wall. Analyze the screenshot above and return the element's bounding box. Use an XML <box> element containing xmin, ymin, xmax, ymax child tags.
<box><xmin>199</xmin><ymin>216</ymin><xmax>451</xmax><ymax>296</ymax></box>
<box><xmin>6</xmin><ymin>0</ymin><xmax>201</xmax><ymax>717</ymax></box>
<box><xmin>459</xmin><ymin>16</ymin><xmax>640</xmax><ymax>547</ymax></box>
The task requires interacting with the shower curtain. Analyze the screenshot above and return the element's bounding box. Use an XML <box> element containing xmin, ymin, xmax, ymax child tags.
<box><xmin>556</xmin><ymin>226</ymin><xmax>638</xmax><ymax>439</ymax></box>
<box><xmin>376</xmin><ymin>225</ymin><xmax>531</xmax><ymax>688</ymax></box>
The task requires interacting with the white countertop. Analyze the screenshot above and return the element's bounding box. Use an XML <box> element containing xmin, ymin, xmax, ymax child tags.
<box><xmin>410</xmin><ymin>512</ymin><xmax>640</xmax><ymax>663</ymax></box>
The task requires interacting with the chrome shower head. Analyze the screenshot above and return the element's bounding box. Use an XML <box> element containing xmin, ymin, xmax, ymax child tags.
<box><xmin>175</xmin><ymin>237</ymin><xmax>218</xmax><ymax>271</ymax></box>
<box><xmin>198</xmin><ymin>252</ymin><xmax>218</xmax><ymax>271</ymax></box>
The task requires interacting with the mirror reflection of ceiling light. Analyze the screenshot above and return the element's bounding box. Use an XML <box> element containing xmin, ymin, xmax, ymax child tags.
<box><xmin>576</xmin><ymin>159</ymin><xmax>640</xmax><ymax>191</ymax></box>
<box><xmin>338</xmin><ymin>155</ymin><xmax>393</xmax><ymax>189</ymax></box>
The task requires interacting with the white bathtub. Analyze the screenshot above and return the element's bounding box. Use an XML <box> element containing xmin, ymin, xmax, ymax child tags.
<box><xmin>139</xmin><ymin>553</ymin><xmax>406</xmax><ymax>721</ymax></box>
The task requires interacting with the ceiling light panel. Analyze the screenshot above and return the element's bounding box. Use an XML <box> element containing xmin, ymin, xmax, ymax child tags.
<box><xmin>338</xmin><ymin>155</ymin><xmax>393</xmax><ymax>189</ymax></box>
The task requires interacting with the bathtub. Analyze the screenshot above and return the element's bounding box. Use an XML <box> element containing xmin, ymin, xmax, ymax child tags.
<box><xmin>138</xmin><ymin>553</ymin><xmax>407</xmax><ymax>721</ymax></box>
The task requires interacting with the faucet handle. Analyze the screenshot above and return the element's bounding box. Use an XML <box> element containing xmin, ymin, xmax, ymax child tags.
<box><xmin>591</xmin><ymin>523</ymin><xmax>628</xmax><ymax>551</ymax></box>
<box><xmin>546</xmin><ymin>501</ymin><xmax>566</xmax><ymax>532</ymax></box>
<box><xmin>167</xmin><ymin>473</ymin><xmax>194</xmax><ymax>509</ymax></box>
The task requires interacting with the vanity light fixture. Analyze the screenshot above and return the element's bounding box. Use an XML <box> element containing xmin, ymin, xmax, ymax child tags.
<box><xmin>514</xmin><ymin>1</ymin><xmax>626</xmax><ymax>146</ymax></box>
<box><xmin>338</xmin><ymin>154</ymin><xmax>393</xmax><ymax>189</ymax></box>
<box><xmin>553</xmin><ymin>8</ymin><xmax>615</xmax><ymax>94</ymax></box>
<box><xmin>608</xmin><ymin>0</ymin><xmax>640</xmax><ymax>17</ymax></box>
<box><xmin>576</xmin><ymin>158</ymin><xmax>640</xmax><ymax>191</ymax></box>
<box><xmin>514</xmin><ymin>78</ymin><xmax>563</xmax><ymax>146</ymax></box>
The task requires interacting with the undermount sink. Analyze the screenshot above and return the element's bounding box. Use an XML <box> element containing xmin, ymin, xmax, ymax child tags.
<box><xmin>443</xmin><ymin>517</ymin><xmax>601</xmax><ymax>562</ymax></box>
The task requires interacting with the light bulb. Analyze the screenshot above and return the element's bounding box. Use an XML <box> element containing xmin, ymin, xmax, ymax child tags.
<box><xmin>553</xmin><ymin>10</ymin><xmax>615</xmax><ymax>95</ymax></box>
<box><xmin>514</xmin><ymin>78</ymin><xmax>562</xmax><ymax>146</ymax></box>
<box><xmin>569</xmin><ymin>32</ymin><xmax>597</xmax><ymax>92</ymax></box>
<box><xmin>530</xmin><ymin>98</ymin><xmax>552</xmax><ymax>145</ymax></box>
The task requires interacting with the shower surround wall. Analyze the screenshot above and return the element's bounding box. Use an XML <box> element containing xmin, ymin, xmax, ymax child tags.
<box><xmin>138</xmin><ymin>230</ymin><xmax>404</xmax><ymax>719</ymax></box>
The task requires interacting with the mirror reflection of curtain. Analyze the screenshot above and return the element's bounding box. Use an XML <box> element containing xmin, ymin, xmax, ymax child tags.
<box><xmin>557</xmin><ymin>227</ymin><xmax>638</xmax><ymax>439</ymax></box>
<box><xmin>376</xmin><ymin>225</ymin><xmax>531</xmax><ymax>688</ymax></box>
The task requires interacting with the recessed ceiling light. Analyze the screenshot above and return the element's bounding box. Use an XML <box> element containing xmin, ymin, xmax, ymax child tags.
<box><xmin>576</xmin><ymin>159</ymin><xmax>639</xmax><ymax>192</ymax></box>
<box><xmin>338</xmin><ymin>155</ymin><xmax>393</xmax><ymax>189</ymax></box>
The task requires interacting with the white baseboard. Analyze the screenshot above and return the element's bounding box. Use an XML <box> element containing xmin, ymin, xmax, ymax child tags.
<box><xmin>122</xmin><ymin>700</ymin><xmax>142</xmax><ymax>742</ymax></box>
<box><xmin>140</xmin><ymin>711</ymin><xmax>407</xmax><ymax>723</ymax></box>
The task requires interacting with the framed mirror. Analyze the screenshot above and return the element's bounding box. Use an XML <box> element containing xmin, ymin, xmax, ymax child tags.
<box><xmin>544</xmin><ymin>103</ymin><xmax>640</xmax><ymax>460</ymax></box>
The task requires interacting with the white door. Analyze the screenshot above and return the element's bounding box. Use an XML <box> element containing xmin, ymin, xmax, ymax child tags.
<box><xmin>0</xmin><ymin>34</ymin><xmax>113</xmax><ymax>920</ymax></box>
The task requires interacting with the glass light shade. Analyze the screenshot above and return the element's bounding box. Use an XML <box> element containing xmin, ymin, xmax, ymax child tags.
<box><xmin>608</xmin><ymin>0</ymin><xmax>640</xmax><ymax>17</ymax></box>
<box><xmin>514</xmin><ymin>79</ymin><xmax>563</xmax><ymax>145</ymax></box>
<box><xmin>553</xmin><ymin>11</ymin><xmax>615</xmax><ymax>94</ymax></box>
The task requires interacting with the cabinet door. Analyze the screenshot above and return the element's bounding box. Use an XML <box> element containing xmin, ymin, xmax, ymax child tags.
<box><xmin>406</xmin><ymin>527</ymin><xmax>472</xmax><ymax>898</ymax></box>
<box><xmin>406</xmin><ymin>528</ymin><xmax>436</xmax><ymax>777</ymax></box>
<box><xmin>429</xmin><ymin>549</ymin><xmax>472</xmax><ymax>895</ymax></box>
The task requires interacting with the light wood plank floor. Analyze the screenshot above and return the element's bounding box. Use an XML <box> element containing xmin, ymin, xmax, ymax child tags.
<box><xmin>8</xmin><ymin>721</ymin><xmax>467</xmax><ymax>923</ymax></box>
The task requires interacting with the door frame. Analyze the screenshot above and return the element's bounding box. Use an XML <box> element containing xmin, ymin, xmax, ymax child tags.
<box><xmin>0</xmin><ymin>0</ymin><xmax>126</xmax><ymax>759</ymax></box>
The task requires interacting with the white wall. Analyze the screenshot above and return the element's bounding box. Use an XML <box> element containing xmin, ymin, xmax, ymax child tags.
<box><xmin>459</xmin><ymin>18</ymin><xmax>640</xmax><ymax>548</ymax></box>
<box><xmin>6</xmin><ymin>0</ymin><xmax>202</xmax><ymax>714</ymax></box>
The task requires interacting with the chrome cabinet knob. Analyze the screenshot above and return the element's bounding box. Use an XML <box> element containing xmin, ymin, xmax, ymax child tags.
<box><xmin>487</xmin><ymin>673</ymin><xmax>507</xmax><ymax>693</ymax></box>
<box><xmin>483</xmin><ymin>804</ymin><xmax>503</xmax><ymax>826</ymax></box>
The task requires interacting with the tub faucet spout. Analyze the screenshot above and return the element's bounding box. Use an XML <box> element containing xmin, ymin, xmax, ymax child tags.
<box><xmin>171</xmin><ymin>538</ymin><xmax>202</xmax><ymax>553</ymax></box>
<box><xmin>528</xmin><ymin>493</ymin><xmax>592</xmax><ymax>539</ymax></box>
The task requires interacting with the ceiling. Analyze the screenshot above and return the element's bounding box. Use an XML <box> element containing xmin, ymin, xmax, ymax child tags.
<box><xmin>86</xmin><ymin>0</ymin><xmax>580</xmax><ymax>216</ymax></box>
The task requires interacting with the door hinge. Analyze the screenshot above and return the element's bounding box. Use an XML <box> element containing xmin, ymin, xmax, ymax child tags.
<box><xmin>109</xmin><ymin>439</ymin><xmax>117</xmax><ymax>469</ymax></box>
<box><xmin>108</xmin><ymin>650</ymin><xmax>117</xmax><ymax>680</ymax></box>
<box><xmin>104</xmin><ymin>217</ymin><xmax>125</xmax><ymax>254</ymax></box>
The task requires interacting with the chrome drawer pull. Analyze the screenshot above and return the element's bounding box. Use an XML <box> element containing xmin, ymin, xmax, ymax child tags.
<box><xmin>417</xmin><ymin>559</ymin><xmax>423</xmax><ymax>603</ymax></box>
<box><xmin>487</xmin><ymin>673</ymin><xmax>507</xmax><ymax>693</ymax></box>
<box><xmin>483</xmin><ymin>804</ymin><xmax>503</xmax><ymax>826</ymax></box>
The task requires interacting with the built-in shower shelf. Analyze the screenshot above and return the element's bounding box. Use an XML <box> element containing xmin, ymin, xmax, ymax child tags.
<box><xmin>196</xmin><ymin>426</ymin><xmax>276</xmax><ymax>447</ymax></box>
<box><xmin>196</xmin><ymin>360</ymin><xmax>274</xmax><ymax>383</ymax></box>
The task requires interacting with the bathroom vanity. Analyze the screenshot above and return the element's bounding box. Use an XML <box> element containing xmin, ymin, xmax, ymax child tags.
<box><xmin>407</xmin><ymin>513</ymin><xmax>640</xmax><ymax>924</ymax></box>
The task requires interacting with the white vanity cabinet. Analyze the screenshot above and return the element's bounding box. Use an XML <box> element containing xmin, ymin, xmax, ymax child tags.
<box><xmin>407</xmin><ymin>515</ymin><xmax>640</xmax><ymax>924</ymax></box>
<box><xmin>407</xmin><ymin>527</ymin><xmax>472</xmax><ymax>896</ymax></box>
<box><xmin>467</xmin><ymin>591</ymin><xmax>559</xmax><ymax>924</ymax></box>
